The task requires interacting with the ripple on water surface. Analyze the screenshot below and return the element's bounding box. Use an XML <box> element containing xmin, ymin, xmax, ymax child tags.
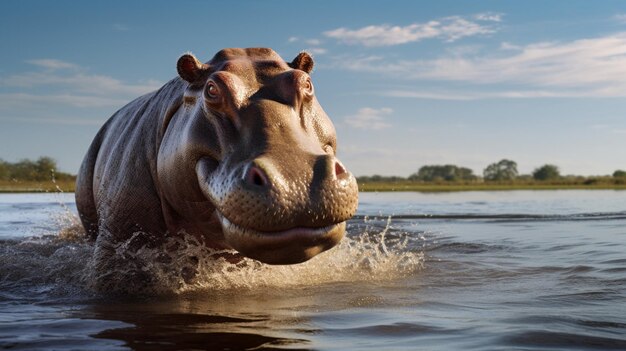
<box><xmin>1</xmin><ymin>191</ymin><xmax>626</xmax><ymax>350</ymax></box>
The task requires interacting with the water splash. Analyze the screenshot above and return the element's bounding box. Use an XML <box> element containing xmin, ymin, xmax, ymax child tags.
<box><xmin>0</xmin><ymin>213</ymin><xmax>423</xmax><ymax>297</ymax></box>
<box><xmin>176</xmin><ymin>217</ymin><xmax>424</xmax><ymax>293</ymax></box>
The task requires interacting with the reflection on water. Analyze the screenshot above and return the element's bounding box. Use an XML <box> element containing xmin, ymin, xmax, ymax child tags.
<box><xmin>1</xmin><ymin>191</ymin><xmax>626</xmax><ymax>350</ymax></box>
<box><xmin>87</xmin><ymin>300</ymin><xmax>310</xmax><ymax>351</ymax></box>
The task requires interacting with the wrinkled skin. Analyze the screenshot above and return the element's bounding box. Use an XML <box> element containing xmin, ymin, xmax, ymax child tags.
<box><xmin>75</xmin><ymin>48</ymin><xmax>359</xmax><ymax>272</ymax></box>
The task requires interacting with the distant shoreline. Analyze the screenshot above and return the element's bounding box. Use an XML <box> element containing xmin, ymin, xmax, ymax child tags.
<box><xmin>359</xmin><ymin>181</ymin><xmax>626</xmax><ymax>193</ymax></box>
<box><xmin>0</xmin><ymin>180</ymin><xmax>76</xmax><ymax>193</ymax></box>
<box><xmin>1</xmin><ymin>179</ymin><xmax>626</xmax><ymax>193</ymax></box>
<box><xmin>357</xmin><ymin>182</ymin><xmax>626</xmax><ymax>192</ymax></box>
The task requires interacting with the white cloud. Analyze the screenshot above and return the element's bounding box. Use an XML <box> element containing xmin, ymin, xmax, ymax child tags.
<box><xmin>325</xmin><ymin>22</ymin><xmax>439</xmax><ymax>46</ymax></box>
<box><xmin>344</xmin><ymin>107</ymin><xmax>393</xmax><ymax>130</ymax></box>
<box><xmin>324</xmin><ymin>15</ymin><xmax>497</xmax><ymax>47</ymax></box>
<box><xmin>288</xmin><ymin>37</ymin><xmax>323</xmax><ymax>45</ymax></box>
<box><xmin>384</xmin><ymin>90</ymin><xmax>474</xmax><ymax>101</ymax></box>
<box><xmin>287</xmin><ymin>37</ymin><xmax>327</xmax><ymax>55</ymax></box>
<box><xmin>474</xmin><ymin>12</ymin><xmax>503</xmax><ymax>22</ymax></box>
<box><xmin>26</xmin><ymin>59</ymin><xmax>79</xmax><ymax>70</ymax></box>
<box><xmin>331</xmin><ymin>32</ymin><xmax>626</xmax><ymax>98</ymax></box>
<box><xmin>0</xmin><ymin>115</ymin><xmax>104</xmax><ymax>126</ymax></box>
<box><xmin>0</xmin><ymin>59</ymin><xmax>162</xmax><ymax>108</ymax></box>
<box><xmin>500</xmin><ymin>42</ymin><xmax>522</xmax><ymax>51</ymax></box>
<box><xmin>306</xmin><ymin>47</ymin><xmax>327</xmax><ymax>55</ymax></box>
<box><xmin>440</xmin><ymin>16</ymin><xmax>496</xmax><ymax>42</ymax></box>
<box><xmin>0</xmin><ymin>93</ymin><xmax>129</xmax><ymax>108</ymax></box>
<box><xmin>2</xmin><ymin>71</ymin><xmax>161</xmax><ymax>96</ymax></box>
<box><xmin>384</xmin><ymin>89</ymin><xmax>595</xmax><ymax>101</ymax></box>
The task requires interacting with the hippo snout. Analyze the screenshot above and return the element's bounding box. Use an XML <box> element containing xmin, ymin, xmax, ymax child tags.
<box><xmin>227</xmin><ymin>155</ymin><xmax>356</xmax><ymax>231</ymax></box>
<box><xmin>197</xmin><ymin>152</ymin><xmax>359</xmax><ymax>264</ymax></box>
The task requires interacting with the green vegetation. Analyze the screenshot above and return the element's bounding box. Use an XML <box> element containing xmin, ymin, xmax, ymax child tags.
<box><xmin>483</xmin><ymin>159</ymin><xmax>518</xmax><ymax>181</ymax></box>
<box><xmin>408</xmin><ymin>164</ymin><xmax>476</xmax><ymax>182</ymax></box>
<box><xmin>0</xmin><ymin>157</ymin><xmax>76</xmax><ymax>192</ymax></box>
<box><xmin>613</xmin><ymin>170</ymin><xmax>626</xmax><ymax>178</ymax></box>
<box><xmin>358</xmin><ymin>178</ymin><xmax>626</xmax><ymax>192</ymax></box>
<box><xmin>1</xmin><ymin>157</ymin><xmax>624</xmax><ymax>193</ymax></box>
<box><xmin>532</xmin><ymin>164</ymin><xmax>560</xmax><ymax>180</ymax></box>
<box><xmin>358</xmin><ymin>160</ymin><xmax>626</xmax><ymax>192</ymax></box>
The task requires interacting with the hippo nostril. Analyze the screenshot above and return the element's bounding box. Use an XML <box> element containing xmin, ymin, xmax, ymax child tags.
<box><xmin>245</xmin><ymin>165</ymin><xmax>269</xmax><ymax>188</ymax></box>
<box><xmin>334</xmin><ymin>161</ymin><xmax>348</xmax><ymax>179</ymax></box>
<box><xmin>252</xmin><ymin>172</ymin><xmax>264</xmax><ymax>186</ymax></box>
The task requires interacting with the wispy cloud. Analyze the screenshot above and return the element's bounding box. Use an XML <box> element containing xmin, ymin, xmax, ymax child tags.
<box><xmin>344</xmin><ymin>107</ymin><xmax>393</xmax><ymax>130</ymax></box>
<box><xmin>500</xmin><ymin>42</ymin><xmax>522</xmax><ymax>51</ymax></box>
<box><xmin>0</xmin><ymin>115</ymin><xmax>105</xmax><ymax>126</ymax></box>
<box><xmin>306</xmin><ymin>47</ymin><xmax>327</xmax><ymax>55</ymax></box>
<box><xmin>26</xmin><ymin>59</ymin><xmax>79</xmax><ymax>70</ymax></box>
<box><xmin>0</xmin><ymin>59</ymin><xmax>161</xmax><ymax>108</ymax></box>
<box><xmin>287</xmin><ymin>37</ymin><xmax>327</xmax><ymax>55</ymax></box>
<box><xmin>288</xmin><ymin>37</ymin><xmax>323</xmax><ymax>45</ymax></box>
<box><xmin>474</xmin><ymin>12</ymin><xmax>503</xmax><ymax>22</ymax></box>
<box><xmin>324</xmin><ymin>14</ymin><xmax>498</xmax><ymax>47</ymax></box>
<box><xmin>0</xmin><ymin>93</ymin><xmax>129</xmax><ymax>108</ymax></box>
<box><xmin>331</xmin><ymin>32</ymin><xmax>626</xmax><ymax>98</ymax></box>
<box><xmin>384</xmin><ymin>89</ymin><xmax>597</xmax><ymax>101</ymax></box>
<box><xmin>384</xmin><ymin>90</ymin><xmax>474</xmax><ymax>101</ymax></box>
<box><xmin>3</xmin><ymin>71</ymin><xmax>161</xmax><ymax>97</ymax></box>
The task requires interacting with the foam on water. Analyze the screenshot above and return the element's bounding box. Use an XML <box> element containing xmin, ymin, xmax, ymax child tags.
<box><xmin>0</xmin><ymin>213</ymin><xmax>423</xmax><ymax>298</ymax></box>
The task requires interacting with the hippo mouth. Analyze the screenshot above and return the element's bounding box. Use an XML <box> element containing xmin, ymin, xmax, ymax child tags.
<box><xmin>217</xmin><ymin>213</ymin><xmax>346</xmax><ymax>264</ymax></box>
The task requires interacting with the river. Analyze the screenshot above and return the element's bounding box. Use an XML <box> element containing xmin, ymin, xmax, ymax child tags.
<box><xmin>1</xmin><ymin>190</ymin><xmax>625</xmax><ymax>350</ymax></box>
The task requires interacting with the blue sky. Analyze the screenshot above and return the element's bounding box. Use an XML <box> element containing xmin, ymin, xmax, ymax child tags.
<box><xmin>1</xmin><ymin>0</ymin><xmax>625</xmax><ymax>176</ymax></box>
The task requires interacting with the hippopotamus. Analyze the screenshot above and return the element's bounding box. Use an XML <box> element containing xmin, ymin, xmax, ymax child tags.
<box><xmin>75</xmin><ymin>48</ymin><xmax>358</xmax><ymax>277</ymax></box>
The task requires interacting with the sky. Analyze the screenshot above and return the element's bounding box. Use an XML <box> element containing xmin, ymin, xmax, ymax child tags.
<box><xmin>1</xmin><ymin>0</ymin><xmax>626</xmax><ymax>177</ymax></box>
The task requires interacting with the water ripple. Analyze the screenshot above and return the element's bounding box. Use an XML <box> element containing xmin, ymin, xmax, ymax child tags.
<box><xmin>503</xmin><ymin>330</ymin><xmax>626</xmax><ymax>350</ymax></box>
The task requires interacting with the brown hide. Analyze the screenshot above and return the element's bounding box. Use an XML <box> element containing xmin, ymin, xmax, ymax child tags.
<box><xmin>76</xmin><ymin>48</ymin><xmax>358</xmax><ymax>273</ymax></box>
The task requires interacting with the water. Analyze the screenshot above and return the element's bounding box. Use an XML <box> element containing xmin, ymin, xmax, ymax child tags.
<box><xmin>1</xmin><ymin>191</ymin><xmax>625</xmax><ymax>350</ymax></box>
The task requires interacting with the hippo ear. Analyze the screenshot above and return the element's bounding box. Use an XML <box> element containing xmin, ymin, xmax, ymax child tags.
<box><xmin>289</xmin><ymin>52</ymin><xmax>314</xmax><ymax>73</ymax></box>
<box><xmin>177</xmin><ymin>53</ymin><xmax>207</xmax><ymax>83</ymax></box>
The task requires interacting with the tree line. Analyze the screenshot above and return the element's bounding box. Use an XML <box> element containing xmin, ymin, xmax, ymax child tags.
<box><xmin>2</xmin><ymin>156</ymin><xmax>624</xmax><ymax>185</ymax></box>
<box><xmin>358</xmin><ymin>159</ymin><xmax>626</xmax><ymax>183</ymax></box>
<box><xmin>0</xmin><ymin>157</ymin><xmax>75</xmax><ymax>182</ymax></box>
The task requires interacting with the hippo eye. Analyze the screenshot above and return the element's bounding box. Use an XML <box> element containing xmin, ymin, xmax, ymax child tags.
<box><xmin>206</xmin><ymin>82</ymin><xmax>219</xmax><ymax>99</ymax></box>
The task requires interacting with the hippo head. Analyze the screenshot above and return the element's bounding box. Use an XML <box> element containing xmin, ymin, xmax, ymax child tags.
<box><xmin>163</xmin><ymin>48</ymin><xmax>358</xmax><ymax>264</ymax></box>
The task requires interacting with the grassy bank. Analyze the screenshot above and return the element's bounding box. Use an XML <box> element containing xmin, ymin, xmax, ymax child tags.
<box><xmin>358</xmin><ymin>180</ymin><xmax>626</xmax><ymax>192</ymax></box>
<box><xmin>1</xmin><ymin>179</ymin><xmax>625</xmax><ymax>193</ymax></box>
<box><xmin>0</xmin><ymin>179</ymin><xmax>76</xmax><ymax>193</ymax></box>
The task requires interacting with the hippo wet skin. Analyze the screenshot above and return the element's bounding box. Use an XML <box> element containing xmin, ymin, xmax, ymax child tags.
<box><xmin>75</xmin><ymin>48</ymin><xmax>358</xmax><ymax>285</ymax></box>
